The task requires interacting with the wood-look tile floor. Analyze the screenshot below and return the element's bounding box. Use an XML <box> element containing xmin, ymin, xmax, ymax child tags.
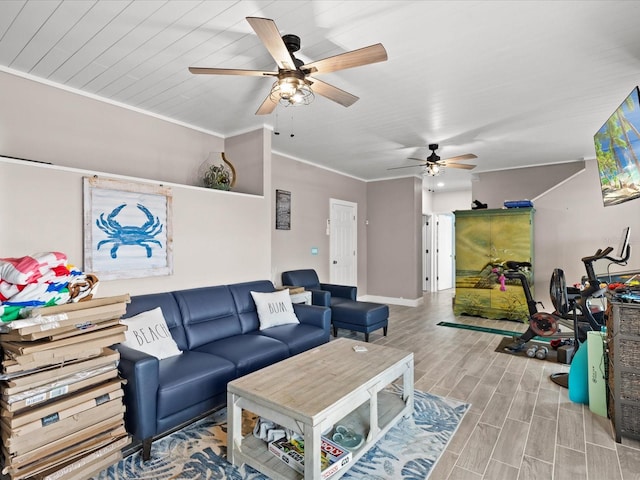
<box><xmin>338</xmin><ymin>290</ymin><xmax>640</xmax><ymax>480</ymax></box>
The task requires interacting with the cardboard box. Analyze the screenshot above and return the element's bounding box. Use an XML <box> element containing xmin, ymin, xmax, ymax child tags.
<box><xmin>2</xmin><ymin>370</ymin><xmax>120</xmax><ymax>414</ymax></box>
<box><xmin>3</xmin><ymin>400</ymin><xmax>125</xmax><ymax>454</ymax></box>
<box><xmin>44</xmin><ymin>450</ymin><xmax>122</xmax><ymax>480</ymax></box>
<box><xmin>0</xmin><ymin>295</ymin><xmax>130</xmax><ymax>334</ymax></box>
<box><xmin>3</xmin><ymin>348</ymin><xmax>119</xmax><ymax>396</ymax></box>
<box><xmin>3</xmin><ymin>378</ymin><xmax>124</xmax><ymax>429</ymax></box>
<box><xmin>2</xmin><ymin>325</ymin><xmax>127</xmax><ymax>356</ymax></box>
<box><xmin>3</xmin><ymin>419</ymin><xmax>125</xmax><ymax>471</ymax></box>
<box><xmin>7</xmin><ymin>430</ymin><xmax>128</xmax><ymax>480</ymax></box>
<box><xmin>0</xmin><ymin>318</ymin><xmax>122</xmax><ymax>343</ymax></box>
<box><xmin>2</xmin><ymin>329</ymin><xmax>125</xmax><ymax>366</ymax></box>
<box><xmin>1</xmin><ymin>348</ymin><xmax>103</xmax><ymax>377</ymax></box>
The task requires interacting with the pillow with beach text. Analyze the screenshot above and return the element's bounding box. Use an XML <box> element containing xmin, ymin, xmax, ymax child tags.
<box><xmin>251</xmin><ymin>289</ymin><xmax>300</xmax><ymax>330</ymax></box>
<box><xmin>120</xmin><ymin>307</ymin><xmax>182</xmax><ymax>360</ymax></box>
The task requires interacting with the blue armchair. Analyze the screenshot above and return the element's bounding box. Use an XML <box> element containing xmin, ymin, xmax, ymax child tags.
<box><xmin>281</xmin><ymin>269</ymin><xmax>389</xmax><ymax>342</ymax></box>
<box><xmin>281</xmin><ymin>269</ymin><xmax>331</xmax><ymax>307</ymax></box>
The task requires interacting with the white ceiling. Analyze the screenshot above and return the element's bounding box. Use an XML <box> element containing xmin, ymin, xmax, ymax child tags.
<box><xmin>2</xmin><ymin>0</ymin><xmax>640</xmax><ymax>191</ymax></box>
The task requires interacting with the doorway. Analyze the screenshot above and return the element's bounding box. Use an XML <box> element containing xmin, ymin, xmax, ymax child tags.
<box><xmin>423</xmin><ymin>213</ymin><xmax>455</xmax><ymax>292</ymax></box>
<box><xmin>436</xmin><ymin>213</ymin><xmax>454</xmax><ymax>290</ymax></box>
<box><xmin>329</xmin><ymin>199</ymin><xmax>357</xmax><ymax>285</ymax></box>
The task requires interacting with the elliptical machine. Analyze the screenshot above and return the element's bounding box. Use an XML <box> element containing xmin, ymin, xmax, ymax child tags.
<box><xmin>500</xmin><ymin>228</ymin><xmax>631</xmax><ymax>386</ymax></box>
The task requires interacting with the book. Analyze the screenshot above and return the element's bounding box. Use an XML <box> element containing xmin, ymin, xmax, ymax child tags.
<box><xmin>268</xmin><ymin>435</ymin><xmax>351</xmax><ymax>479</ymax></box>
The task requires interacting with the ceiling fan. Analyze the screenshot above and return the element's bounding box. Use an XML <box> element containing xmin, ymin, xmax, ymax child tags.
<box><xmin>188</xmin><ymin>17</ymin><xmax>387</xmax><ymax>115</ymax></box>
<box><xmin>388</xmin><ymin>144</ymin><xmax>478</xmax><ymax>176</ymax></box>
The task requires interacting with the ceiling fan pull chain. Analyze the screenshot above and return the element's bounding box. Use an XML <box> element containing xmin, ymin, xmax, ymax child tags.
<box><xmin>290</xmin><ymin>113</ymin><xmax>295</xmax><ymax>138</ymax></box>
<box><xmin>274</xmin><ymin>112</ymin><xmax>280</xmax><ymax>135</ymax></box>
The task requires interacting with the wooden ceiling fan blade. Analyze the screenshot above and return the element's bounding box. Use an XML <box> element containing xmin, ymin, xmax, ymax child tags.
<box><xmin>188</xmin><ymin>67</ymin><xmax>276</xmax><ymax>76</ymax></box>
<box><xmin>301</xmin><ymin>44</ymin><xmax>387</xmax><ymax>74</ymax></box>
<box><xmin>408</xmin><ymin>157</ymin><xmax>428</xmax><ymax>162</ymax></box>
<box><xmin>444</xmin><ymin>163</ymin><xmax>476</xmax><ymax>170</ymax></box>
<box><xmin>246</xmin><ymin>17</ymin><xmax>297</xmax><ymax>70</ymax></box>
<box><xmin>307</xmin><ymin>77</ymin><xmax>358</xmax><ymax>107</ymax></box>
<box><xmin>387</xmin><ymin>164</ymin><xmax>425</xmax><ymax>171</ymax></box>
<box><xmin>444</xmin><ymin>153</ymin><xmax>478</xmax><ymax>163</ymax></box>
<box><xmin>255</xmin><ymin>94</ymin><xmax>277</xmax><ymax>115</ymax></box>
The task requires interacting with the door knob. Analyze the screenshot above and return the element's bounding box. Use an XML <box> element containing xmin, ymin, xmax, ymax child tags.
<box><xmin>333</xmin><ymin>260</ymin><xmax>338</xmax><ymax>264</ymax></box>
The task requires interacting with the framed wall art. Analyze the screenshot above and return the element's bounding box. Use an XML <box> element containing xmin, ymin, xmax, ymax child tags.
<box><xmin>83</xmin><ymin>176</ymin><xmax>173</xmax><ymax>280</ymax></box>
<box><xmin>275</xmin><ymin>189</ymin><xmax>291</xmax><ymax>230</ymax></box>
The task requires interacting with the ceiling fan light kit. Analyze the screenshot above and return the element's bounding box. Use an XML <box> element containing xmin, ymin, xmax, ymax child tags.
<box><xmin>424</xmin><ymin>163</ymin><xmax>442</xmax><ymax>176</ymax></box>
<box><xmin>269</xmin><ymin>77</ymin><xmax>314</xmax><ymax>107</ymax></box>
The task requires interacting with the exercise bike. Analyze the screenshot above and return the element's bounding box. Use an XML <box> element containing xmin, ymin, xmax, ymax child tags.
<box><xmin>498</xmin><ymin>228</ymin><xmax>631</xmax><ymax>387</ymax></box>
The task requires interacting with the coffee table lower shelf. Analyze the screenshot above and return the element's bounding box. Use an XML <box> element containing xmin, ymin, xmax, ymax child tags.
<box><xmin>233</xmin><ymin>390</ymin><xmax>408</xmax><ymax>480</ymax></box>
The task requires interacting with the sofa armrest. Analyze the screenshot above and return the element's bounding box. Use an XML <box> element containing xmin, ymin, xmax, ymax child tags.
<box><xmin>320</xmin><ymin>283</ymin><xmax>357</xmax><ymax>301</ymax></box>
<box><xmin>293</xmin><ymin>303</ymin><xmax>331</xmax><ymax>331</ymax></box>
<box><xmin>113</xmin><ymin>344</ymin><xmax>159</xmax><ymax>442</ymax></box>
<box><xmin>307</xmin><ymin>288</ymin><xmax>331</xmax><ymax>307</ymax></box>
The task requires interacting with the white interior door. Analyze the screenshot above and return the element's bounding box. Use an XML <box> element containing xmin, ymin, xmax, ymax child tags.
<box><xmin>330</xmin><ymin>199</ymin><xmax>357</xmax><ymax>285</ymax></box>
<box><xmin>436</xmin><ymin>213</ymin><xmax>454</xmax><ymax>290</ymax></box>
<box><xmin>423</xmin><ymin>215</ymin><xmax>431</xmax><ymax>291</ymax></box>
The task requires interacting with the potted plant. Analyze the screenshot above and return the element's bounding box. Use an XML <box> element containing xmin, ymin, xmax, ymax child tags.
<box><xmin>202</xmin><ymin>163</ymin><xmax>232</xmax><ymax>191</ymax></box>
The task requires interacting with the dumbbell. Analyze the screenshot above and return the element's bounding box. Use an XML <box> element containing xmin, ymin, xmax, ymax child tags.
<box><xmin>535</xmin><ymin>346</ymin><xmax>549</xmax><ymax>360</ymax></box>
<box><xmin>526</xmin><ymin>345</ymin><xmax>539</xmax><ymax>358</ymax></box>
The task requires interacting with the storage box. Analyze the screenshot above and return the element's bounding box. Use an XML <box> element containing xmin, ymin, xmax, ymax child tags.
<box><xmin>268</xmin><ymin>435</ymin><xmax>352</xmax><ymax>479</ymax></box>
<box><xmin>0</xmin><ymin>295</ymin><xmax>130</xmax><ymax>336</ymax></box>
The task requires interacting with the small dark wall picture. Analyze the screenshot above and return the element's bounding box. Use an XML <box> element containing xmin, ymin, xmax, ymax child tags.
<box><xmin>276</xmin><ymin>189</ymin><xmax>291</xmax><ymax>230</ymax></box>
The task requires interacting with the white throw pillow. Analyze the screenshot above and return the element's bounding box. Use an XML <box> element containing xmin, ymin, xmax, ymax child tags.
<box><xmin>120</xmin><ymin>307</ymin><xmax>183</xmax><ymax>360</ymax></box>
<box><xmin>251</xmin><ymin>289</ymin><xmax>300</xmax><ymax>330</ymax></box>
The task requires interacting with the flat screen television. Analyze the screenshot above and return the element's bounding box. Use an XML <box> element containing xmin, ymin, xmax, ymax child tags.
<box><xmin>594</xmin><ymin>86</ymin><xmax>640</xmax><ymax>207</ymax></box>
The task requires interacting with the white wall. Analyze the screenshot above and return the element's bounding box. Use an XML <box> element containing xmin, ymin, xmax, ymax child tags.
<box><xmin>367</xmin><ymin>177</ymin><xmax>423</xmax><ymax>301</ymax></box>
<box><xmin>0</xmin><ymin>159</ymin><xmax>271</xmax><ymax>298</ymax></box>
<box><xmin>431</xmin><ymin>189</ymin><xmax>473</xmax><ymax>214</ymax></box>
<box><xmin>531</xmin><ymin>159</ymin><xmax>639</xmax><ymax>301</ymax></box>
<box><xmin>0</xmin><ymin>71</ymin><xmax>271</xmax><ymax>298</ymax></box>
<box><xmin>270</xmin><ymin>153</ymin><xmax>367</xmax><ymax>290</ymax></box>
<box><xmin>0</xmin><ymin>71</ymin><xmax>223</xmax><ymax>186</ymax></box>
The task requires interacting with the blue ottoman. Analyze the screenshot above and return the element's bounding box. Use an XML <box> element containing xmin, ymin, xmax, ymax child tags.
<box><xmin>331</xmin><ymin>300</ymin><xmax>389</xmax><ymax>342</ymax></box>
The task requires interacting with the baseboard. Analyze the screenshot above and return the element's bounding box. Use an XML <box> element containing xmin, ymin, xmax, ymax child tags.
<box><xmin>358</xmin><ymin>295</ymin><xmax>424</xmax><ymax>307</ymax></box>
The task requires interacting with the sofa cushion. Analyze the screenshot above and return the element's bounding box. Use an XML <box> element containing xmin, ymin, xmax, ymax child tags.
<box><xmin>254</xmin><ymin>324</ymin><xmax>328</xmax><ymax>356</ymax></box>
<box><xmin>195</xmin><ymin>334</ymin><xmax>289</xmax><ymax>376</ymax></box>
<box><xmin>251</xmin><ymin>289</ymin><xmax>299</xmax><ymax>330</ymax></box>
<box><xmin>123</xmin><ymin>292</ymin><xmax>188</xmax><ymax>351</ymax></box>
<box><xmin>120</xmin><ymin>307</ymin><xmax>183</xmax><ymax>360</ymax></box>
<box><xmin>156</xmin><ymin>351</ymin><xmax>236</xmax><ymax>419</ymax></box>
<box><xmin>174</xmin><ymin>286</ymin><xmax>242</xmax><ymax>350</ymax></box>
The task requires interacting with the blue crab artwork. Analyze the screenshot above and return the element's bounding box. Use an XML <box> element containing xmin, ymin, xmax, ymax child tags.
<box><xmin>96</xmin><ymin>203</ymin><xmax>163</xmax><ymax>259</ymax></box>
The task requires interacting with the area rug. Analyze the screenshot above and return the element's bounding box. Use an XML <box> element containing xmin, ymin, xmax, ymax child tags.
<box><xmin>93</xmin><ymin>386</ymin><xmax>469</xmax><ymax>480</ymax></box>
<box><xmin>494</xmin><ymin>336</ymin><xmax>557</xmax><ymax>363</ymax></box>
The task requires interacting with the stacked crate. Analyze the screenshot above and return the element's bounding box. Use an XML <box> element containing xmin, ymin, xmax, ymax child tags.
<box><xmin>608</xmin><ymin>300</ymin><xmax>640</xmax><ymax>443</ymax></box>
<box><xmin>0</xmin><ymin>295</ymin><xmax>131</xmax><ymax>480</ymax></box>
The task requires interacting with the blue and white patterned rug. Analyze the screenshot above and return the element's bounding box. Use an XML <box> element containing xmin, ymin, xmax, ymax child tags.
<box><xmin>94</xmin><ymin>388</ymin><xmax>469</xmax><ymax>480</ymax></box>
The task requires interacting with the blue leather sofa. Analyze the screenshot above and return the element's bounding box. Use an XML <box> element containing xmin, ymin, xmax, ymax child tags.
<box><xmin>281</xmin><ymin>269</ymin><xmax>389</xmax><ymax>342</ymax></box>
<box><xmin>114</xmin><ymin>279</ymin><xmax>331</xmax><ymax>460</ymax></box>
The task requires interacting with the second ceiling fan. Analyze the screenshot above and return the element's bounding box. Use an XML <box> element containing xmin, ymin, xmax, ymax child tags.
<box><xmin>189</xmin><ymin>17</ymin><xmax>387</xmax><ymax>115</ymax></box>
<box><xmin>388</xmin><ymin>144</ymin><xmax>478</xmax><ymax>175</ymax></box>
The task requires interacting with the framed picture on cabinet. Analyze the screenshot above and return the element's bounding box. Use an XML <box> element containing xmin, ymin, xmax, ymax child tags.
<box><xmin>83</xmin><ymin>176</ymin><xmax>173</xmax><ymax>280</ymax></box>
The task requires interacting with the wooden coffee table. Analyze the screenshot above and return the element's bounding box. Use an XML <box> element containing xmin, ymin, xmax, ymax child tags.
<box><xmin>227</xmin><ymin>337</ymin><xmax>414</xmax><ymax>480</ymax></box>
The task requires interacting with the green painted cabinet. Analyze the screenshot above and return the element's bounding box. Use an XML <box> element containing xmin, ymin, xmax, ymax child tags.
<box><xmin>453</xmin><ymin>208</ymin><xmax>534</xmax><ymax>321</ymax></box>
